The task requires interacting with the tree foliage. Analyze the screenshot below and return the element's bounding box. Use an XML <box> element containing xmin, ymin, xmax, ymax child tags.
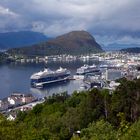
<box><xmin>0</xmin><ymin>79</ymin><xmax>140</xmax><ymax>139</ymax></box>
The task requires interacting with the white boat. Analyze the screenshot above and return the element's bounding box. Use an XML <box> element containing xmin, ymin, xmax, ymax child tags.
<box><xmin>76</xmin><ymin>64</ymin><xmax>100</xmax><ymax>75</ymax></box>
<box><xmin>30</xmin><ymin>67</ymin><xmax>71</xmax><ymax>88</ymax></box>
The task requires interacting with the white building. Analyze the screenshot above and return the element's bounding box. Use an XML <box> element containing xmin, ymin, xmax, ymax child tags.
<box><xmin>8</xmin><ymin>97</ymin><xmax>22</xmax><ymax>106</ymax></box>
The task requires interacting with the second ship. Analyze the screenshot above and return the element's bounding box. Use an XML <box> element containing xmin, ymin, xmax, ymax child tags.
<box><xmin>76</xmin><ymin>64</ymin><xmax>100</xmax><ymax>75</ymax></box>
<box><xmin>30</xmin><ymin>67</ymin><xmax>71</xmax><ymax>88</ymax></box>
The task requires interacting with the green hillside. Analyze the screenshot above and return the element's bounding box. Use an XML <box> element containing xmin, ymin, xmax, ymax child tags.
<box><xmin>8</xmin><ymin>31</ymin><xmax>103</xmax><ymax>56</ymax></box>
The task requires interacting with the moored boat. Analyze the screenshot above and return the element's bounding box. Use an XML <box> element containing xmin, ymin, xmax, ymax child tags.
<box><xmin>76</xmin><ymin>64</ymin><xmax>100</xmax><ymax>75</ymax></box>
<box><xmin>30</xmin><ymin>67</ymin><xmax>71</xmax><ymax>88</ymax></box>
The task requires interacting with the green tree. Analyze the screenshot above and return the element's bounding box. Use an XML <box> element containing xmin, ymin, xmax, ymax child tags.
<box><xmin>80</xmin><ymin>120</ymin><xmax>117</xmax><ymax>140</ymax></box>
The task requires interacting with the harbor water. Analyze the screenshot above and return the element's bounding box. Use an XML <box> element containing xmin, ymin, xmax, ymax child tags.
<box><xmin>0</xmin><ymin>60</ymin><xmax>99</xmax><ymax>99</ymax></box>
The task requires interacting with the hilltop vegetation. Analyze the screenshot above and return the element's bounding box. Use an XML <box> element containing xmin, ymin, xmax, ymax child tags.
<box><xmin>0</xmin><ymin>78</ymin><xmax>140</xmax><ymax>139</ymax></box>
<box><xmin>8</xmin><ymin>31</ymin><xmax>103</xmax><ymax>56</ymax></box>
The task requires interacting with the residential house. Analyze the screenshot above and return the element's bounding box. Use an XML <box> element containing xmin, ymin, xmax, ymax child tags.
<box><xmin>0</xmin><ymin>99</ymin><xmax>9</xmax><ymax>111</ymax></box>
<box><xmin>8</xmin><ymin>96</ymin><xmax>22</xmax><ymax>106</ymax></box>
<box><xmin>22</xmin><ymin>94</ymin><xmax>36</xmax><ymax>104</ymax></box>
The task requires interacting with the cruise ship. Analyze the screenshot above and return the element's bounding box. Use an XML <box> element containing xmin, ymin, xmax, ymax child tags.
<box><xmin>30</xmin><ymin>67</ymin><xmax>71</xmax><ymax>88</ymax></box>
<box><xmin>76</xmin><ymin>64</ymin><xmax>100</xmax><ymax>75</ymax></box>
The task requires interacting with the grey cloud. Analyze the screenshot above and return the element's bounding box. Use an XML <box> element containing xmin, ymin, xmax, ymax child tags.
<box><xmin>0</xmin><ymin>0</ymin><xmax>139</xmax><ymax>44</ymax></box>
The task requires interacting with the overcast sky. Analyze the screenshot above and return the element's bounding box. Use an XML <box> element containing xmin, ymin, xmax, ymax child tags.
<box><xmin>0</xmin><ymin>0</ymin><xmax>139</xmax><ymax>45</ymax></box>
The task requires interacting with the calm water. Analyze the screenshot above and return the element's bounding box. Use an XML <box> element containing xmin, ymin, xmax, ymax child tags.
<box><xmin>0</xmin><ymin>60</ymin><xmax>99</xmax><ymax>99</ymax></box>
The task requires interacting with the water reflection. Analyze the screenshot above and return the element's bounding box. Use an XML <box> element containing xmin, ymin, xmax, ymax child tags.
<box><xmin>0</xmin><ymin>60</ymin><xmax>98</xmax><ymax>99</ymax></box>
<box><xmin>30</xmin><ymin>80</ymin><xmax>83</xmax><ymax>98</ymax></box>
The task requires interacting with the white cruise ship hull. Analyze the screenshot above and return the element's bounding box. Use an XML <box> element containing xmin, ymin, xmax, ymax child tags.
<box><xmin>76</xmin><ymin>64</ymin><xmax>100</xmax><ymax>75</ymax></box>
<box><xmin>30</xmin><ymin>67</ymin><xmax>71</xmax><ymax>88</ymax></box>
<box><xmin>35</xmin><ymin>76</ymin><xmax>70</xmax><ymax>88</ymax></box>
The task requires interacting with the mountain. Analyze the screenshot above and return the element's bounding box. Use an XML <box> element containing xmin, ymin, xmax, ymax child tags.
<box><xmin>104</xmin><ymin>43</ymin><xmax>140</xmax><ymax>51</ymax></box>
<box><xmin>0</xmin><ymin>31</ymin><xmax>48</xmax><ymax>49</ymax></box>
<box><xmin>0</xmin><ymin>43</ymin><xmax>7</xmax><ymax>50</ymax></box>
<box><xmin>8</xmin><ymin>31</ymin><xmax>103</xmax><ymax>56</ymax></box>
<box><xmin>121</xmin><ymin>47</ymin><xmax>140</xmax><ymax>53</ymax></box>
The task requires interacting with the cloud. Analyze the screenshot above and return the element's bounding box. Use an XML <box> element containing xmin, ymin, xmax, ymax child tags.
<box><xmin>0</xmin><ymin>6</ymin><xmax>17</xmax><ymax>16</ymax></box>
<box><xmin>0</xmin><ymin>0</ymin><xmax>139</xmax><ymax>44</ymax></box>
<box><xmin>117</xmin><ymin>36</ymin><xmax>140</xmax><ymax>44</ymax></box>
